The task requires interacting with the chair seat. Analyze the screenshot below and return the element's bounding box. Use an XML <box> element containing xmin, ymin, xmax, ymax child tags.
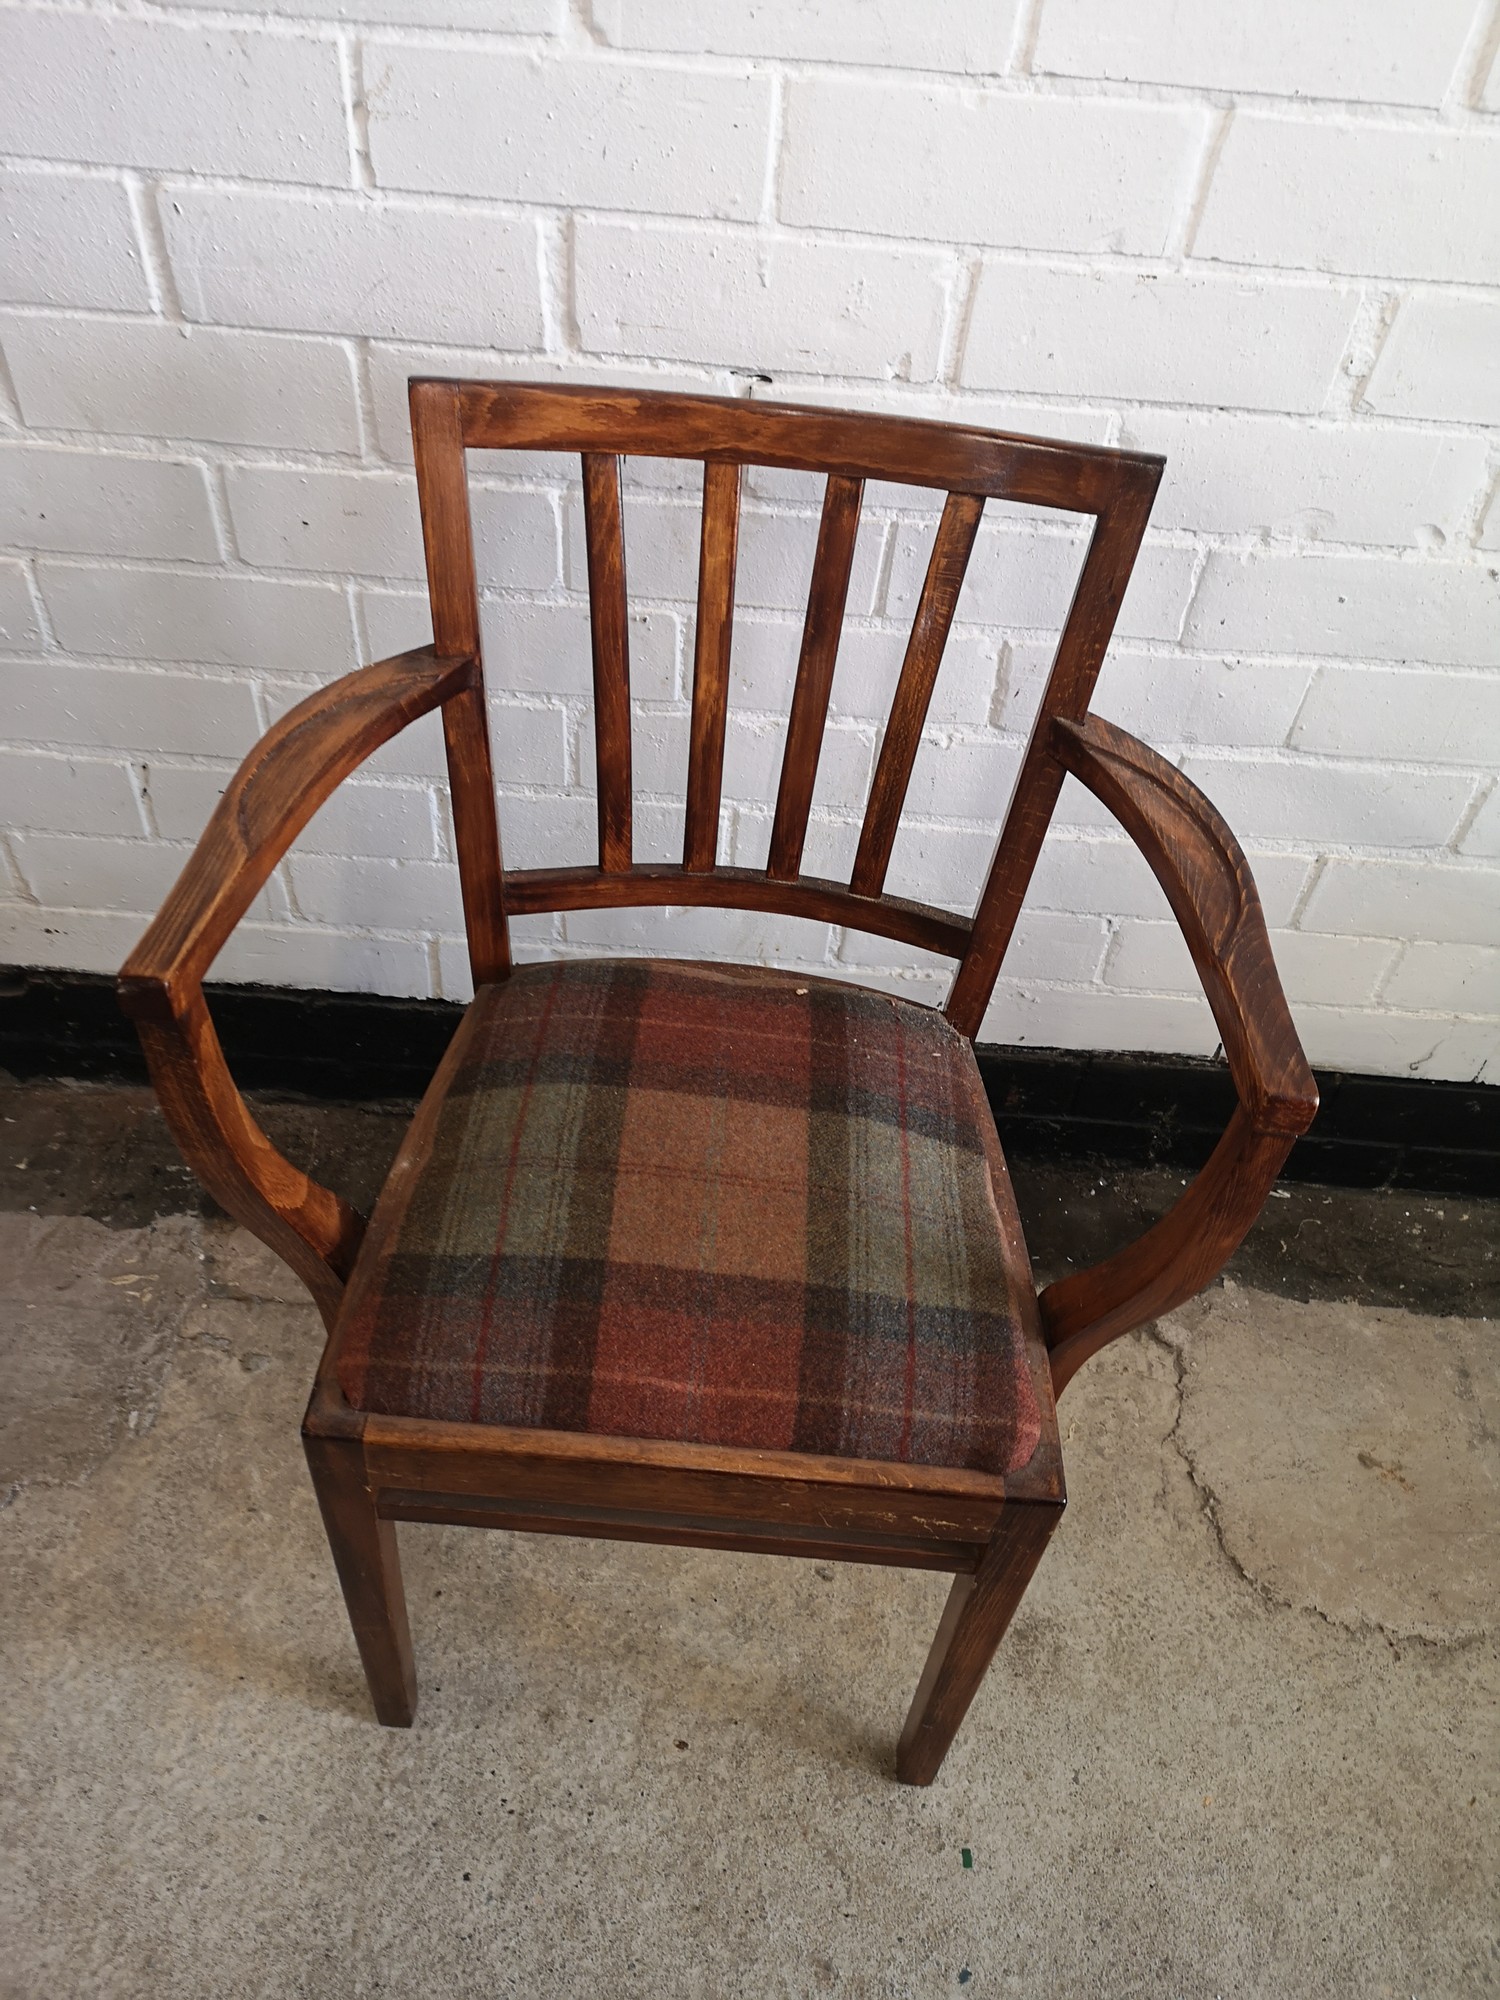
<box><xmin>335</xmin><ymin>960</ymin><xmax>1045</xmax><ymax>1477</ymax></box>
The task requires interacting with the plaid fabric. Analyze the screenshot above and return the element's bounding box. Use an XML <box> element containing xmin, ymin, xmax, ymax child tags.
<box><xmin>337</xmin><ymin>960</ymin><xmax>1041</xmax><ymax>1476</ymax></box>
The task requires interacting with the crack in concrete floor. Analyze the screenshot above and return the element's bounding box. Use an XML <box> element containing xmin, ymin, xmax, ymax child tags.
<box><xmin>1143</xmin><ymin>1318</ymin><xmax>1282</xmax><ymax>1621</ymax></box>
<box><xmin>1158</xmin><ymin>1284</ymin><xmax>1496</xmax><ymax>1648</ymax></box>
<box><xmin>1147</xmin><ymin>1315</ymin><xmax>1491</xmax><ymax>1661</ymax></box>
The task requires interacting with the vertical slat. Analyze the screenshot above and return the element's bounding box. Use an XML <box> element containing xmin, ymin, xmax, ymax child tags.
<box><xmin>582</xmin><ymin>452</ymin><xmax>633</xmax><ymax>872</ymax></box>
<box><xmin>683</xmin><ymin>460</ymin><xmax>742</xmax><ymax>872</ymax></box>
<box><xmin>767</xmin><ymin>474</ymin><xmax>864</xmax><ymax>882</ymax></box>
<box><xmin>409</xmin><ymin>379</ymin><xmax>509</xmax><ymax>985</ymax></box>
<box><xmin>850</xmin><ymin>491</ymin><xmax>984</xmax><ymax>900</ymax></box>
<box><xmin>944</xmin><ymin>470</ymin><xmax>1160</xmax><ymax>1036</ymax></box>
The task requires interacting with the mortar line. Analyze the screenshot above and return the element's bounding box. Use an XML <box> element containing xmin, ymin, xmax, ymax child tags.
<box><xmin>339</xmin><ymin>34</ymin><xmax>377</xmax><ymax>193</ymax></box>
<box><xmin>122</xmin><ymin>175</ymin><xmax>184</xmax><ymax>321</ymax></box>
<box><xmin>1175</xmin><ymin>104</ymin><xmax>1233</xmax><ymax>261</ymax></box>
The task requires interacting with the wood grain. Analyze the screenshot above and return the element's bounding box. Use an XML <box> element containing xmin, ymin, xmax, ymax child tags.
<box><xmin>119</xmin><ymin>647</ymin><xmax>472</xmax><ymax>1326</ymax></box>
<box><xmin>768</xmin><ymin>473</ymin><xmax>863</xmax><ymax>880</ymax></box>
<box><xmin>409</xmin><ymin>378</ymin><xmax>481</xmax><ymax>658</ymax></box>
<box><xmin>683</xmin><ymin>459</ymin><xmax>742</xmax><ymax>872</ymax></box>
<box><xmin>362</xmin><ymin>1437</ymin><xmax>1006</xmax><ymax>1545</ymax></box>
<box><xmin>379</xmin><ymin>1492</ymin><xmax>983</xmax><ymax>1574</ymax></box>
<box><xmin>304</xmin><ymin>1432</ymin><xmax>417</xmax><ymax>1727</ymax></box>
<box><xmin>582</xmin><ymin>451</ymin><xmax>633</xmax><ymax>872</ymax></box>
<box><xmin>1036</xmin><ymin>713</ymin><xmax>1318</xmax><ymax>1392</ymax></box>
<box><xmin>135</xmin><ymin>991</ymin><xmax>364</xmax><ymax>1328</ymax></box>
<box><xmin>895</xmin><ymin>1501</ymin><xmax>1061</xmax><ymax>1785</ymax></box>
<box><xmin>851</xmin><ymin>491</ymin><xmax>984</xmax><ymax>899</ymax></box>
<box><xmin>443</xmin><ymin>683</ymin><xmax>510</xmax><ymax>986</ymax></box>
<box><xmin>1052</xmin><ymin>715</ymin><xmax>1317</xmax><ymax>1134</ymax></box>
<box><xmin>452</xmin><ymin>379</ymin><xmax>1159</xmax><ymax>513</ymax></box>
<box><xmin>354</xmin><ymin>1406</ymin><xmax>1044</xmax><ymax>1507</ymax></box>
<box><xmin>500</xmin><ymin>861</ymin><xmax>971</xmax><ymax>958</ymax></box>
<box><xmin>945</xmin><ymin>475</ymin><xmax>1160</xmax><ymax>1036</ymax></box>
<box><xmin>1041</xmin><ymin>1108</ymin><xmax>1297</xmax><ymax>1395</ymax></box>
<box><xmin>410</xmin><ymin>378</ymin><xmax>508</xmax><ymax>982</ymax></box>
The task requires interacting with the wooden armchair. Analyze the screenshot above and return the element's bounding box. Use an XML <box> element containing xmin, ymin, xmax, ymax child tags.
<box><xmin>119</xmin><ymin>382</ymin><xmax>1316</xmax><ymax>1784</ymax></box>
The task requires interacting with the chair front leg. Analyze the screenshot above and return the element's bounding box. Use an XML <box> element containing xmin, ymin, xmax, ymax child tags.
<box><xmin>896</xmin><ymin>1500</ymin><xmax>1061</xmax><ymax>1786</ymax></box>
<box><xmin>304</xmin><ymin>1433</ymin><xmax>417</xmax><ymax>1727</ymax></box>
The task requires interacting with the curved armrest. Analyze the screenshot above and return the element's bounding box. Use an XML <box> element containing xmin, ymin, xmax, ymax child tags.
<box><xmin>1037</xmin><ymin>714</ymin><xmax>1318</xmax><ymax>1393</ymax></box>
<box><xmin>119</xmin><ymin>646</ymin><xmax>477</xmax><ymax>1326</ymax></box>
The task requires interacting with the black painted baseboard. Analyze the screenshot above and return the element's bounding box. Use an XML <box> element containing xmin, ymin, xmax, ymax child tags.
<box><xmin>2</xmin><ymin>965</ymin><xmax>1496</xmax><ymax>1197</ymax></box>
<box><xmin>974</xmin><ymin>1046</ymin><xmax>1497</xmax><ymax>1195</ymax></box>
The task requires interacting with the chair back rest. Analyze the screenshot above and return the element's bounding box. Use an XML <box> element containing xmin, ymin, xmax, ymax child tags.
<box><xmin>409</xmin><ymin>379</ymin><xmax>1162</xmax><ymax>1036</ymax></box>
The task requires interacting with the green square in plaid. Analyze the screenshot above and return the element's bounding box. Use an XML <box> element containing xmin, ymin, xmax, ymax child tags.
<box><xmin>336</xmin><ymin>960</ymin><xmax>1043</xmax><ymax>1476</ymax></box>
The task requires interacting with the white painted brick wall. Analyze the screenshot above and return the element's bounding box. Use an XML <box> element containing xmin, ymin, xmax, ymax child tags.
<box><xmin>1383</xmin><ymin>942</ymin><xmax>1499</xmax><ymax>1013</ymax></box>
<box><xmin>1291</xmin><ymin>667</ymin><xmax>1500</xmax><ymax>762</ymax></box>
<box><xmin>10</xmin><ymin>827</ymin><xmax>281</xmax><ymax>916</ymax></box>
<box><xmin>574</xmin><ymin>220</ymin><xmax>954</xmax><ymax>377</ymax></box>
<box><xmin>960</xmin><ymin>266</ymin><xmax>1364</xmax><ymax>411</ymax></box>
<box><xmin>2</xmin><ymin>317</ymin><xmax>365</xmax><ymax>452</ymax></box>
<box><xmin>1</xmin><ymin>0</ymin><xmax>1495</xmax><ymax>1084</ymax></box>
<box><xmin>1462</xmin><ymin>788</ymin><xmax>1500</xmax><ymax>859</ymax></box>
<box><xmin>161</xmin><ymin>188</ymin><xmax>547</xmax><ymax>347</ymax></box>
<box><xmin>1195</xmin><ymin>118</ymin><xmax>1500</xmax><ymax>286</ymax></box>
<box><xmin>1184</xmin><ymin>550</ymin><xmax>1500</xmax><ymax>666</ymax></box>
<box><xmin>0</xmin><ymin>747</ymin><xmax>144</xmax><ymax>837</ymax></box>
<box><xmin>1031</xmin><ymin>0</ymin><xmax>1480</xmax><ymax>107</ymax></box>
<box><xmin>1107</xmin><ymin>921</ymin><xmax>1400</xmax><ymax>1010</ymax></box>
<box><xmin>1301</xmin><ymin>860</ymin><xmax>1500</xmax><ymax>948</ymax></box>
<box><xmin>0</xmin><ymin>12</ymin><xmax>349</xmax><ymax>184</ymax></box>
<box><xmin>365</xmin><ymin>48</ymin><xmax>774</xmax><ymax>220</ymax></box>
<box><xmin>0</xmin><ymin>559</ymin><xmax>44</xmax><ymax>648</ymax></box>
<box><xmin>1</xmin><ymin>168</ymin><xmax>150</xmax><ymax>311</ymax></box>
<box><xmin>592</xmin><ymin>0</ymin><xmax>1020</xmax><ymax>72</ymax></box>
<box><xmin>780</xmin><ymin>81</ymin><xmax>1204</xmax><ymax>255</ymax></box>
<box><xmin>1175</xmin><ymin>753</ymin><xmax>1479</xmax><ymax>850</ymax></box>
<box><xmin>1</xmin><ymin>657</ymin><xmax>260</xmax><ymax>755</ymax></box>
<box><xmin>1113</xmin><ymin>411</ymin><xmax>1490</xmax><ymax>545</ymax></box>
<box><xmin>34</xmin><ymin>566</ymin><xmax>357</xmax><ymax>672</ymax></box>
<box><xmin>2</xmin><ymin>442</ymin><xmax>219</xmax><ymax>562</ymax></box>
<box><xmin>1363</xmin><ymin>296</ymin><xmax>1500</xmax><ymax>426</ymax></box>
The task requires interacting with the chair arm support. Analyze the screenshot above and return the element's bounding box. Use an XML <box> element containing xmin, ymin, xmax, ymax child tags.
<box><xmin>1037</xmin><ymin>715</ymin><xmax>1318</xmax><ymax>1393</ymax></box>
<box><xmin>119</xmin><ymin>646</ymin><xmax>477</xmax><ymax>1326</ymax></box>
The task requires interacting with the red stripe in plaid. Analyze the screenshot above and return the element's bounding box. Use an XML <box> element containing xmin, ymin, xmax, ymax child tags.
<box><xmin>336</xmin><ymin>960</ymin><xmax>1042</xmax><ymax>1476</ymax></box>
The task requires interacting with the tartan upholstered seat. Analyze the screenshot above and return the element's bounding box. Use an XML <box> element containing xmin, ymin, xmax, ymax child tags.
<box><xmin>336</xmin><ymin>959</ymin><xmax>1042</xmax><ymax>1477</ymax></box>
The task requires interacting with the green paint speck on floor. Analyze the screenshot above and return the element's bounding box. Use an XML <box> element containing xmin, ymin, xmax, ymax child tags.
<box><xmin>961</xmin><ymin>1848</ymin><xmax>973</xmax><ymax>1869</ymax></box>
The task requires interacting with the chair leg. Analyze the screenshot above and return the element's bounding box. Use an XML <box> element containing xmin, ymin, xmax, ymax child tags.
<box><xmin>303</xmin><ymin>1433</ymin><xmax>417</xmax><ymax>1727</ymax></box>
<box><xmin>896</xmin><ymin>1502</ymin><xmax>1059</xmax><ymax>1786</ymax></box>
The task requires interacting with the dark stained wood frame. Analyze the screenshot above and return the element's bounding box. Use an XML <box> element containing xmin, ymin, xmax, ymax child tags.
<box><xmin>119</xmin><ymin>379</ymin><xmax>1316</xmax><ymax>1784</ymax></box>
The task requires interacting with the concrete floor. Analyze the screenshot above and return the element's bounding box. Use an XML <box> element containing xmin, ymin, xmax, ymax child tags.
<box><xmin>1</xmin><ymin>1080</ymin><xmax>1496</xmax><ymax>1997</ymax></box>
